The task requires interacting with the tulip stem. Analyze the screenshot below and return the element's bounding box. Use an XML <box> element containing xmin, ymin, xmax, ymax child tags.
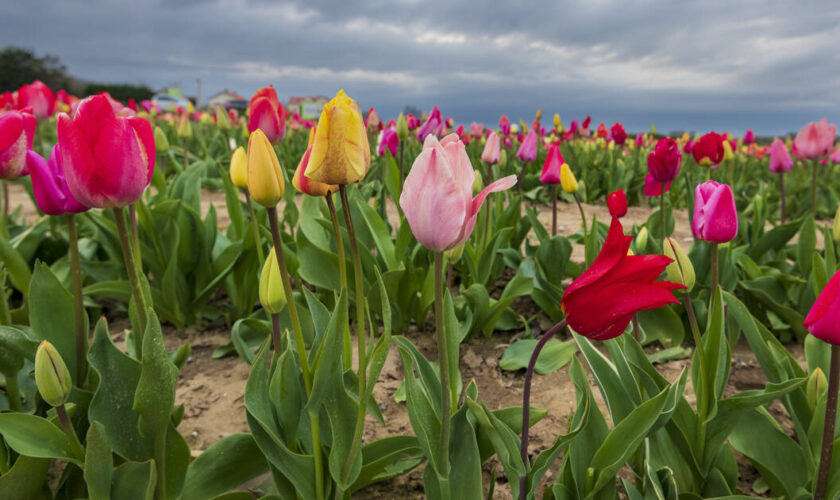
<box><xmin>398</xmin><ymin>141</ymin><xmax>405</xmax><ymax>179</ymax></box>
<box><xmin>266</xmin><ymin>206</ymin><xmax>324</xmax><ymax>500</ymax></box>
<box><xmin>551</xmin><ymin>184</ymin><xmax>557</xmax><ymax>236</ymax></box>
<box><xmin>573</xmin><ymin>193</ymin><xmax>587</xmax><ymax>244</ymax></box>
<box><xmin>683</xmin><ymin>291</ymin><xmax>708</xmax><ymax>463</ymax></box>
<box><xmin>660</xmin><ymin>184</ymin><xmax>666</xmax><ymax>240</ymax></box>
<box><xmin>811</xmin><ymin>160</ymin><xmax>818</xmax><ymax>214</ymax></box>
<box><xmin>270</xmin><ymin>313</ymin><xmax>282</xmax><ymax>359</ymax></box>
<box><xmin>779</xmin><ymin>172</ymin><xmax>786</xmax><ymax>223</ymax></box>
<box><xmin>435</xmin><ymin>251</ymin><xmax>452</xmax><ymax>497</ymax></box>
<box><xmin>0</xmin><ymin>180</ymin><xmax>8</xmax><ymax>239</ymax></box>
<box><xmin>66</xmin><ymin>214</ymin><xmax>87</xmax><ymax>387</ymax></box>
<box><xmin>338</xmin><ymin>185</ymin><xmax>369</xmax><ymax>491</ymax></box>
<box><xmin>325</xmin><ymin>192</ymin><xmax>350</xmax><ymax>370</ymax></box>
<box><xmin>244</xmin><ymin>194</ymin><xmax>265</xmax><ymax>263</ymax></box>
<box><xmin>4</xmin><ymin>373</ymin><xmax>22</xmax><ymax>412</ymax></box>
<box><xmin>182</xmin><ymin>138</ymin><xmax>189</xmax><ymax>171</ymax></box>
<box><xmin>518</xmin><ymin>161</ymin><xmax>528</xmax><ymax>194</ymax></box>
<box><xmin>710</xmin><ymin>243</ymin><xmax>719</xmax><ymax>295</ymax></box>
<box><xmin>814</xmin><ymin>344</ymin><xmax>839</xmax><ymax>500</ymax></box>
<box><xmin>519</xmin><ymin>319</ymin><xmax>567</xmax><ymax>500</ymax></box>
<box><xmin>129</xmin><ymin>203</ymin><xmax>142</xmax><ymax>274</ymax></box>
<box><xmin>113</xmin><ymin>207</ymin><xmax>149</xmax><ymax>345</ymax></box>
<box><xmin>56</xmin><ymin>404</ymin><xmax>85</xmax><ymax>462</ymax></box>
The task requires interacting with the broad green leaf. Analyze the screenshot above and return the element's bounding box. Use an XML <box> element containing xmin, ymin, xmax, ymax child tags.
<box><xmin>111</xmin><ymin>460</ymin><xmax>157</xmax><ymax>500</ymax></box>
<box><xmin>350</xmin><ymin>436</ymin><xmax>424</xmax><ymax>493</ymax></box>
<box><xmin>499</xmin><ymin>338</ymin><xmax>577</xmax><ymax>374</ymax></box>
<box><xmin>85</xmin><ymin>421</ymin><xmax>113</xmax><ymax>500</ymax></box>
<box><xmin>181</xmin><ymin>434</ymin><xmax>268</xmax><ymax>499</ymax></box>
<box><xmin>133</xmin><ymin>311</ymin><xmax>178</xmax><ymax>438</ymax></box>
<box><xmin>0</xmin><ymin>413</ymin><xmax>83</xmax><ymax>464</ymax></box>
<box><xmin>0</xmin><ymin>454</ymin><xmax>50</xmax><ymax>499</ymax></box>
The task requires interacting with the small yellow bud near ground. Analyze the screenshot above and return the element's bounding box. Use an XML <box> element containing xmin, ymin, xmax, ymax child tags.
<box><xmin>259</xmin><ymin>247</ymin><xmax>288</xmax><ymax>314</ymax></box>
<box><xmin>35</xmin><ymin>341</ymin><xmax>72</xmax><ymax>407</ymax></box>
<box><xmin>229</xmin><ymin>146</ymin><xmax>248</xmax><ymax>189</ymax></box>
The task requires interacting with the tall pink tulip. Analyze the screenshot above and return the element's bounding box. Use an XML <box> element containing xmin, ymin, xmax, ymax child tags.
<box><xmin>481</xmin><ymin>131</ymin><xmax>500</xmax><ymax>164</ymax></box>
<box><xmin>540</xmin><ymin>143</ymin><xmax>563</xmax><ymax>184</ymax></box>
<box><xmin>794</xmin><ymin>118</ymin><xmax>836</xmax><ymax>158</ymax></box>
<box><xmin>26</xmin><ymin>146</ymin><xmax>88</xmax><ymax>215</ymax></box>
<box><xmin>692</xmin><ymin>181</ymin><xmax>737</xmax><ymax>243</ymax></box>
<box><xmin>57</xmin><ymin>94</ymin><xmax>155</xmax><ymax>208</ymax></box>
<box><xmin>17</xmin><ymin>80</ymin><xmax>55</xmax><ymax>119</ymax></box>
<box><xmin>768</xmin><ymin>139</ymin><xmax>793</xmax><ymax>173</ymax></box>
<box><xmin>516</xmin><ymin>129</ymin><xmax>538</xmax><ymax>162</ymax></box>
<box><xmin>248</xmin><ymin>86</ymin><xmax>287</xmax><ymax>144</ymax></box>
<box><xmin>0</xmin><ymin>110</ymin><xmax>36</xmax><ymax>179</ymax></box>
<box><xmin>400</xmin><ymin>134</ymin><xmax>516</xmax><ymax>251</ymax></box>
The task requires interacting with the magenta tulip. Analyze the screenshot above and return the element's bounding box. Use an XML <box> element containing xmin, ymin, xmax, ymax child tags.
<box><xmin>692</xmin><ymin>181</ymin><xmax>737</xmax><ymax>243</ymax></box>
<box><xmin>417</xmin><ymin>105</ymin><xmax>443</xmax><ymax>142</ymax></box>
<box><xmin>0</xmin><ymin>110</ymin><xmax>36</xmax><ymax>179</ymax></box>
<box><xmin>26</xmin><ymin>146</ymin><xmax>88</xmax><ymax>215</ymax></box>
<box><xmin>768</xmin><ymin>139</ymin><xmax>793</xmax><ymax>173</ymax></box>
<box><xmin>481</xmin><ymin>131</ymin><xmax>501</xmax><ymax>164</ymax></box>
<box><xmin>647</xmin><ymin>137</ymin><xmax>682</xmax><ymax>183</ymax></box>
<box><xmin>794</xmin><ymin>118</ymin><xmax>836</xmax><ymax>159</ymax></box>
<box><xmin>644</xmin><ymin>174</ymin><xmax>670</xmax><ymax>197</ymax></box>
<box><xmin>744</xmin><ymin>129</ymin><xmax>755</xmax><ymax>144</ymax></box>
<box><xmin>805</xmin><ymin>269</ymin><xmax>840</xmax><ymax>345</ymax></box>
<box><xmin>540</xmin><ymin>143</ymin><xmax>563</xmax><ymax>184</ymax></box>
<box><xmin>499</xmin><ymin>115</ymin><xmax>511</xmax><ymax>135</ymax></box>
<box><xmin>57</xmin><ymin>94</ymin><xmax>155</xmax><ymax>208</ymax></box>
<box><xmin>378</xmin><ymin>128</ymin><xmax>398</xmax><ymax>157</ymax></box>
<box><xmin>516</xmin><ymin>129</ymin><xmax>538</xmax><ymax>162</ymax></box>
<box><xmin>400</xmin><ymin>134</ymin><xmax>516</xmax><ymax>251</ymax></box>
<box><xmin>17</xmin><ymin>80</ymin><xmax>55</xmax><ymax>119</ymax></box>
<box><xmin>610</xmin><ymin>122</ymin><xmax>627</xmax><ymax>145</ymax></box>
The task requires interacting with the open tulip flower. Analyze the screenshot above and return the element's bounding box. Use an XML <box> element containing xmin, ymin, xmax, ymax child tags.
<box><xmin>400</xmin><ymin>134</ymin><xmax>516</xmax><ymax>251</ymax></box>
<box><xmin>0</xmin><ymin>109</ymin><xmax>36</xmax><ymax>179</ymax></box>
<box><xmin>692</xmin><ymin>131</ymin><xmax>725</xmax><ymax>167</ymax></box>
<box><xmin>561</xmin><ymin>216</ymin><xmax>683</xmax><ymax>340</ymax></box>
<box><xmin>248</xmin><ymin>86</ymin><xmax>288</xmax><ymax>144</ymax></box>
<box><xmin>794</xmin><ymin>118</ymin><xmax>836</xmax><ymax>159</ymax></box>
<box><xmin>17</xmin><ymin>80</ymin><xmax>56</xmax><ymax>119</ymax></box>
<box><xmin>26</xmin><ymin>146</ymin><xmax>88</xmax><ymax>215</ymax></box>
<box><xmin>57</xmin><ymin>94</ymin><xmax>155</xmax><ymax>208</ymax></box>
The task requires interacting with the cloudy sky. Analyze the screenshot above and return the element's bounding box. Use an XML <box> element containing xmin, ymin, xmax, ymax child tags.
<box><xmin>4</xmin><ymin>0</ymin><xmax>839</xmax><ymax>134</ymax></box>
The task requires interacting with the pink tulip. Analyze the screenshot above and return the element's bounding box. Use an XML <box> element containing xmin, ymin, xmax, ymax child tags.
<box><xmin>26</xmin><ymin>146</ymin><xmax>88</xmax><ymax>215</ymax></box>
<box><xmin>516</xmin><ymin>129</ymin><xmax>538</xmax><ymax>162</ymax></box>
<box><xmin>768</xmin><ymin>139</ymin><xmax>793</xmax><ymax>173</ymax></box>
<box><xmin>400</xmin><ymin>134</ymin><xmax>517</xmax><ymax>251</ymax></box>
<box><xmin>569</xmin><ymin>120</ymin><xmax>579</xmax><ymax>134</ymax></box>
<box><xmin>57</xmin><ymin>94</ymin><xmax>155</xmax><ymax>208</ymax></box>
<box><xmin>0</xmin><ymin>110</ymin><xmax>36</xmax><ymax>179</ymax></box>
<box><xmin>692</xmin><ymin>181</ymin><xmax>737</xmax><ymax>243</ymax></box>
<box><xmin>540</xmin><ymin>143</ymin><xmax>563</xmax><ymax>184</ymax></box>
<box><xmin>830</xmin><ymin>148</ymin><xmax>840</xmax><ymax>164</ymax></box>
<box><xmin>743</xmin><ymin>129</ymin><xmax>755</xmax><ymax>144</ymax></box>
<box><xmin>481</xmin><ymin>131</ymin><xmax>501</xmax><ymax>164</ymax></box>
<box><xmin>635</xmin><ymin>134</ymin><xmax>644</xmax><ymax>147</ymax></box>
<box><xmin>365</xmin><ymin>108</ymin><xmax>380</xmax><ymax>129</ymax></box>
<box><xmin>470</xmin><ymin>122</ymin><xmax>484</xmax><ymax>137</ymax></box>
<box><xmin>804</xmin><ymin>269</ymin><xmax>840</xmax><ymax>345</ymax></box>
<box><xmin>417</xmin><ymin>105</ymin><xmax>443</xmax><ymax>142</ymax></box>
<box><xmin>17</xmin><ymin>80</ymin><xmax>55</xmax><ymax>119</ymax></box>
<box><xmin>378</xmin><ymin>128</ymin><xmax>399</xmax><ymax>157</ymax></box>
<box><xmin>248</xmin><ymin>86</ymin><xmax>287</xmax><ymax>144</ymax></box>
<box><xmin>644</xmin><ymin>174</ymin><xmax>670</xmax><ymax>197</ymax></box>
<box><xmin>499</xmin><ymin>115</ymin><xmax>511</xmax><ymax>135</ymax></box>
<box><xmin>794</xmin><ymin>118</ymin><xmax>836</xmax><ymax>158</ymax></box>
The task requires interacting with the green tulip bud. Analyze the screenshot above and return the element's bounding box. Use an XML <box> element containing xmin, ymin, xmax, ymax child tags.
<box><xmin>498</xmin><ymin>149</ymin><xmax>508</xmax><ymax>168</ymax></box>
<box><xmin>35</xmin><ymin>341</ymin><xmax>72</xmax><ymax>407</ymax></box>
<box><xmin>473</xmin><ymin>171</ymin><xmax>484</xmax><ymax>194</ymax></box>
<box><xmin>260</xmin><ymin>247</ymin><xmax>288</xmax><ymax>314</ymax></box>
<box><xmin>807</xmin><ymin>367</ymin><xmax>828</xmax><ymax>409</ymax></box>
<box><xmin>216</xmin><ymin>106</ymin><xmax>231</xmax><ymax>131</ymax></box>
<box><xmin>177</xmin><ymin>114</ymin><xmax>193</xmax><ymax>139</ymax></box>
<box><xmin>154</xmin><ymin>126</ymin><xmax>169</xmax><ymax>153</ymax></box>
<box><xmin>445</xmin><ymin>244</ymin><xmax>465</xmax><ymax>264</ymax></box>
<box><xmin>636</xmin><ymin>227</ymin><xmax>649</xmax><ymax>252</ymax></box>
<box><xmin>663</xmin><ymin>238</ymin><xmax>695</xmax><ymax>291</ymax></box>
<box><xmin>396</xmin><ymin>112</ymin><xmax>409</xmax><ymax>141</ymax></box>
<box><xmin>833</xmin><ymin>206</ymin><xmax>840</xmax><ymax>242</ymax></box>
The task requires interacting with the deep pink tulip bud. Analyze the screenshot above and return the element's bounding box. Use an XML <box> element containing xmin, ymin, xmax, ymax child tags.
<box><xmin>378</xmin><ymin>128</ymin><xmax>399</xmax><ymax>157</ymax></box>
<box><xmin>499</xmin><ymin>115</ymin><xmax>511</xmax><ymax>135</ymax></box>
<box><xmin>635</xmin><ymin>134</ymin><xmax>644</xmax><ymax>147</ymax></box>
<box><xmin>17</xmin><ymin>80</ymin><xmax>55</xmax><ymax>119</ymax></box>
<box><xmin>481</xmin><ymin>131</ymin><xmax>501</xmax><ymax>164</ymax></box>
<box><xmin>794</xmin><ymin>118</ymin><xmax>836</xmax><ymax>159</ymax></box>
<box><xmin>610</xmin><ymin>123</ymin><xmax>627</xmax><ymax>145</ymax></box>
<box><xmin>417</xmin><ymin>105</ymin><xmax>443</xmax><ymax>142</ymax></box>
<box><xmin>248</xmin><ymin>86</ymin><xmax>287</xmax><ymax>144</ymax></box>
<box><xmin>607</xmin><ymin>189</ymin><xmax>627</xmax><ymax>218</ymax></box>
<box><xmin>768</xmin><ymin>139</ymin><xmax>793</xmax><ymax>173</ymax></box>
<box><xmin>26</xmin><ymin>146</ymin><xmax>88</xmax><ymax>215</ymax></box>
<box><xmin>57</xmin><ymin>94</ymin><xmax>155</xmax><ymax>208</ymax></box>
<box><xmin>804</xmin><ymin>269</ymin><xmax>840</xmax><ymax>345</ymax></box>
<box><xmin>399</xmin><ymin>134</ymin><xmax>517</xmax><ymax>251</ymax></box>
<box><xmin>647</xmin><ymin>137</ymin><xmax>682</xmax><ymax>182</ymax></box>
<box><xmin>569</xmin><ymin>120</ymin><xmax>579</xmax><ymax>134</ymax></box>
<box><xmin>743</xmin><ymin>129</ymin><xmax>755</xmax><ymax>144</ymax></box>
<box><xmin>516</xmin><ymin>130</ymin><xmax>538</xmax><ymax>162</ymax></box>
<box><xmin>692</xmin><ymin>181</ymin><xmax>737</xmax><ymax>243</ymax></box>
<box><xmin>540</xmin><ymin>143</ymin><xmax>563</xmax><ymax>184</ymax></box>
<box><xmin>0</xmin><ymin>110</ymin><xmax>36</xmax><ymax>179</ymax></box>
<box><xmin>644</xmin><ymin>174</ymin><xmax>670</xmax><ymax>197</ymax></box>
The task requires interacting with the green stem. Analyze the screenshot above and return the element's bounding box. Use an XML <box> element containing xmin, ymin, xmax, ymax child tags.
<box><xmin>814</xmin><ymin>344</ymin><xmax>840</xmax><ymax>500</ymax></box>
<box><xmin>266</xmin><ymin>207</ymin><xmax>324</xmax><ymax>500</ymax></box>
<box><xmin>326</xmin><ymin>192</ymin><xmax>351</xmax><ymax>371</ymax></box>
<box><xmin>270</xmin><ymin>313</ymin><xmax>282</xmax><ymax>358</ymax></box>
<box><xmin>812</xmin><ymin>160</ymin><xmax>818</xmax><ymax>214</ymax></box>
<box><xmin>683</xmin><ymin>292</ymin><xmax>707</xmax><ymax>463</ymax></box>
<box><xmin>129</xmin><ymin>203</ymin><xmax>142</xmax><ymax>274</ymax></box>
<box><xmin>182</xmin><ymin>138</ymin><xmax>189</xmax><ymax>171</ymax></box>
<box><xmin>244</xmin><ymin>194</ymin><xmax>265</xmax><ymax>263</ymax></box>
<box><xmin>338</xmin><ymin>185</ymin><xmax>369</xmax><ymax>490</ymax></box>
<box><xmin>779</xmin><ymin>172</ymin><xmax>786</xmax><ymax>223</ymax></box>
<box><xmin>4</xmin><ymin>373</ymin><xmax>22</xmax><ymax>411</ymax></box>
<box><xmin>435</xmin><ymin>252</ymin><xmax>452</xmax><ymax>499</ymax></box>
<box><xmin>56</xmin><ymin>404</ymin><xmax>85</xmax><ymax>464</ymax></box>
<box><xmin>710</xmin><ymin>243</ymin><xmax>719</xmax><ymax>295</ymax></box>
<box><xmin>0</xmin><ymin>281</ymin><xmax>11</xmax><ymax>327</ymax></box>
<box><xmin>551</xmin><ymin>184</ymin><xmax>557</xmax><ymax>236</ymax></box>
<box><xmin>113</xmin><ymin>207</ymin><xmax>149</xmax><ymax>343</ymax></box>
<box><xmin>660</xmin><ymin>184</ymin><xmax>666</xmax><ymax>241</ymax></box>
<box><xmin>153</xmin><ymin>427</ymin><xmax>167</xmax><ymax>500</ymax></box>
<box><xmin>66</xmin><ymin>214</ymin><xmax>87</xmax><ymax>387</ymax></box>
<box><xmin>0</xmin><ymin>180</ymin><xmax>8</xmax><ymax>239</ymax></box>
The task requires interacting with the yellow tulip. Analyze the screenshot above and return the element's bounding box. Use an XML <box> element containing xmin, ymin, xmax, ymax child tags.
<box><xmin>553</xmin><ymin>113</ymin><xmax>560</xmax><ymax>128</ymax></box>
<box><xmin>560</xmin><ymin>163</ymin><xmax>578</xmax><ymax>193</ymax></box>
<box><xmin>230</xmin><ymin>146</ymin><xmax>248</xmax><ymax>189</ymax></box>
<box><xmin>305</xmin><ymin>90</ymin><xmax>370</xmax><ymax>185</ymax></box>
<box><xmin>535</xmin><ymin>108</ymin><xmax>543</xmax><ymax>121</ymax></box>
<box><xmin>259</xmin><ymin>247</ymin><xmax>287</xmax><ymax>314</ymax></box>
<box><xmin>722</xmin><ymin>140</ymin><xmax>734</xmax><ymax>161</ymax></box>
<box><xmin>247</xmin><ymin>129</ymin><xmax>285</xmax><ymax>207</ymax></box>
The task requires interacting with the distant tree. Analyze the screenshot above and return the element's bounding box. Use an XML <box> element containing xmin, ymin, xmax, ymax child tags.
<box><xmin>403</xmin><ymin>105</ymin><xmax>422</xmax><ymax>117</ymax></box>
<box><xmin>0</xmin><ymin>46</ymin><xmax>72</xmax><ymax>93</ymax></box>
<box><xmin>83</xmin><ymin>83</ymin><xmax>154</xmax><ymax>102</ymax></box>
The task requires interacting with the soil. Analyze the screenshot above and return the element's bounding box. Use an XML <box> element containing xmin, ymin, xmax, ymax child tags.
<box><xmin>6</xmin><ymin>182</ymin><xmax>809</xmax><ymax>498</ymax></box>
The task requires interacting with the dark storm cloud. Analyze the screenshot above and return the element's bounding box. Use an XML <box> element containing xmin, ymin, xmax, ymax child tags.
<box><xmin>2</xmin><ymin>0</ymin><xmax>839</xmax><ymax>134</ymax></box>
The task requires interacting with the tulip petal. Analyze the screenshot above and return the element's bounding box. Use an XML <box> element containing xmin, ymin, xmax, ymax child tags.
<box><xmin>0</xmin><ymin>112</ymin><xmax>23</xmax><ymax>152</ymax></box>
<box><xmin>128</xmin><ymin>116</ymin><xmax>156</xmax><ymax>185</ymax></box>
<box><xmin>564</xmin><ymin>217</ymin><xmax>631</xmax><ymax>295</ymax></box>
<box><xmin>92</xmin><ymin>117</ymin><xmax>150</xmax><ymax>206</ymax></box>
<box><xmin>452</xmin><ymin>175</ymin><xmax>517</xmax><ymax>248</ymax></box>
<box><xmin>27</xmin><ymin>150</ymin><xmax>65</xmax><ymax>215</ymax></box>
<box><xmin>58</xmin><ymin>113</ymin><xmax>101</xmax><ymax>207</ymax></box>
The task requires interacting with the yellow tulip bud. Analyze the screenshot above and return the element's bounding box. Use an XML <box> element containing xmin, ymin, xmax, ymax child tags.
<box><xmin>177</xmin><ymin>113</ymin><xmax>192</xmax><ymax>139</ymax></box>
<box><xmin>722</xmin><ymin>140</ymin><xmax>733</xmax><ymax>161</ymax></box>
<box><xmin>247</xmin><ymin>129</ymin><xmax>285</xmax><ymax>207</ymax></box>
<box><xmin>650</xmin><ymin>123</ymin><xmax>656</xmax><ymax>135</ymax></box>
<box><xmin>553</xmin><ymin>113</ymin><xmax>560</xmax><ymax>128</ymax></box>
<box><xmin>154</xmin><ymin>126</ymin><xmax>169</xmax><ymax>153</ymax></box>
<box><xmin>636</xmin><ymin>227</ymin><xmax>649</xmax><ymax>251</ymax></box>
<box><xmin>396</xmin><ymin>112</ymin><xmax>409</xmax><ymax>141</ymax></box>
<box><xmin>216</xmin><ymin>106</ymin><xmax>231</xmax><ymax>131</ymax></box>
<box><xmin>833</xmin><ymin>206</ymin><xmax>840</xmax><ymax>242</ymax></box>
<box><xmin>807</xmin><ymin>366</ymin><xmax>828</xmax><ymax>409</ymax></box>
<box><xmin>499</xmin><ymin>149</ymin><xmax>507</xmax><ymax>168</ymax></box>
<box><xmin>535</xmin><ymin>108</ymin><xmax>543</xmax><ymax>121</ymax></box>
<box><xmin>259</xmin><ymin>248</ymin><xmax>288</xmax><ymax>314</ymax></box>
<box><xmin>560</xmin><ymin>163</ymin><xmax>578</xmax><ymax>193</ymax></box>
<box><xmin>187</xmin><ymin>101</ymin><xmax>195</xmax><ymax>114</ymax></box>
<box><xmin>306</xmin><ymin>90</ymin><xmax>370</xmax><ymax>185</ymax></box>
<box><xmin>35</xmin><ymin>341</ymin><xmax>72</xmax><ymax>407</ymax></box>
<box><xmin>663</xmin><ymin>238</ymin><xmax>695</xmax><ymax>291</ymax></box>
<box><xmin>230</xmin><ymin>146</ymin><xmax>248</xmax><ymax>189</ymax></box>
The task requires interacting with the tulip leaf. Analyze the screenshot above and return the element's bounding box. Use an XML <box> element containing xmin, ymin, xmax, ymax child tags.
<box><xmin>0</xmin><ymin>454</ymin><xmax>50</xmax><ymax>499</ymax></box>
<box><xmin>499</xmin><ymin>338</ymin><xmax>577</xmax><ymax>375</ymax></box>
<box><xmin>0</xmin><ymin>413</ymin><xmax>83</xmax><ymax>464</ymax></box>
<box><xmin>84</xmin><ymin>421</ymin><xmax>113</xmax><ymax>500</ymax></box>
<box><xmin>797</xmin><ymin>214</ymin><xmax>816</xmax><ymax>275</ymax></box>
<box><xmin>182</xmin><ymin>434</ymin><xmax>268</xmax><ymax>499</ymax></box>
<box><xmin>350</xmin><ymin>436</ymin><xmax>424</xmax><ymax>493</ymax></box>
<box><xmin>0</xmin><ymin>233</ymin><xmax>32</xmax><ymax>295</ymax></box>
<box><xmin>355</xmin><ymin>198</ymin><xmax>399</xmax><ymax>271</ymax></box>
<box><xmin>133</xmin><ymin>311</ymin><xmax>178</xmax><ymax>438</ymax></box>
<box><xmin>111</xmin><ymin>460</ymin><xmax>157</xmax><ymax>500</ymax></box>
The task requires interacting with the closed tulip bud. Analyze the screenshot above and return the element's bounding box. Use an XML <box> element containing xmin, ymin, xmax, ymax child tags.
<box><xmin>499</xmin><ymin>149</ymin><xmax>507</xmax><ymax>168</ymax></box>
<box><xmin>636</xmin><ymin>227</ymin><xmax>649</xmax><ymax>251</ymax></box>
<box><xmin>445</xmin><ymin>243</ymin><xmax>465</xmax><ymax>264</ymax></box>
<box><xmin>692</xmin><ymin>181</ymin><xmax>738</xmax><ymax>243</ymax></box>
<box><xmin>663</xmin><ymin>238</ymin><xmax>695</xmax><ymax>291</ymax></box>
<box><xmin>722</xmin><ymin>140</ymin><xmax>733</xmax><ymax>161</ymax></box>
<box><xmin>216</xmin><ymin>106</ymin><xmax>231</xmax><ymax>131</ymax></box>
<box><xmin>473</xmin><ymin>171</ymin><xmax>484</xmax><ymax>194</ymax></box>
<box><xmin>154</xmin><ymin>126</ymin><xmax>169</xmax><ymax>153</ymax></box>
<box><xmin>306</xmin><ymin>89</ymin><xmax>370</xmax><ymax>185</ymax></box>
<box><xmin>553</xmin><ymin>113</ymin><xmax>561</xmax><ymax>129</ymax></box>
<box><xmin>247</xmin><ymin>129</ymin><xmax>285</xmax><ymax>207</ymax></box>
<box><xmin>35</xmin><ymin>341</ymin><xmax>72</xmax><ymax>407</ymax></box>
<box><xmin>396</xmin><ymin>112</ymin><xmax>409</xmax><ymax>141</ymax></box>
<box><xmin>535</xmin><ymin>108</ymin><xmax>543</xmax><ymax>121</ymax></box>
<box><xmin>833</xmin><ymin>206</ymin><xmax>840</xmax><ymax>242</ymax></box>
<box><xmin>177</xmin><ymin>113</ymin><xmax>192</xmax><ymax>139</ymax></box>
<box><xmin>560</xmin><ymin>163</ymin><xmax>578</xmax><ymax>193</ymax></box>
<box><xmin>607</xmin><ymin>189</ymin><xmax>627</xmax><ymax>218</ymax></box>
<box><xmin>806</xmin><ymin>367</ymin><xmax>827</xmax><ymax>408</ymax></box>
<box><xmin>650</xmin><ymin>123</ymin><xmax>656</xmax><ymax>135</ymax></box>
<box><xmin>259</xmin><ymin>247</ymin><xmax>287</xmax><ymax>314</ymax></box>
<box><xmin>229</xmin><ymin>146</ymin><xmax>248</xmax><ymax>189</ymax></box>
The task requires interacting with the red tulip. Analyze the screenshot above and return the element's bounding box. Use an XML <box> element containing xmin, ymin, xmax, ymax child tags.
<box><xmin>561</xmin><ymin>216</ymin><xmax>682</xmax><ymax>340</ymax></box>
<box><xmin>17</xmin><ymin>80</ymin><xmax>55</xmax><ymax>119</ymax></box>
<box><xmin>248</xmin><ymin>86</ymin><xmax>287</xmax><ymax>144</ymax></box>
<box><xmin>610</xmin><ymin>123</ymin><xmax>627</xmax><ymax>145</ymax></box>
<box><xmin>647</xmin><ymin>137</ymin><xmax>682</xmax><ymax>182</ymax></box>
<box><xmin>26</xmin><ymin>146</ymin><xmax>88</xmax><ymax>215</ymax></box>
<box><xmin>57</xmin><ymin>94</ymin><xmax>155</xmax><ymax>208</ymax></box>
<box><xmin>540</xmin><ymin>143</ymin><xmax>563</xmax><ymax>184</ymax></box>
<box><xmin>0</xmin><ymin>92</ymin><xmax>14</xmax><ymax>111</ymax></box>
<box><xmin>581</xmin><ymin>116</ymin><xmax>591</xmax><ymax>130</ymax></box>
<box><xmin>692</xmin><ymin>132</ymin><xmax>725</xmax><ymax>166</ymax></box>
<box><xmin>804</xmin><ymin>269</ymin><xmax>840</xmax><ymax>345</ymax></box>
<box><xmin>0</xmin><ymin>110</ymin><xmax>36</xmax><ymax>179</ymax></box>
<box><xmin>596</xmin><ymin>122</ymin><xmax>608</xmax><ymax>139</ymax></box>
<box><xmin>607</xmin><ymin>189</ymin><xmax>627</xmax><ymax>218</ymax></box>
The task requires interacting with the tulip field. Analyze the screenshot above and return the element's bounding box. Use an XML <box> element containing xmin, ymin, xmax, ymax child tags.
<box><xmin>2</xmin><ymin>80</ymin><xmax>840</xmax><ymax>500</ymax></box>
